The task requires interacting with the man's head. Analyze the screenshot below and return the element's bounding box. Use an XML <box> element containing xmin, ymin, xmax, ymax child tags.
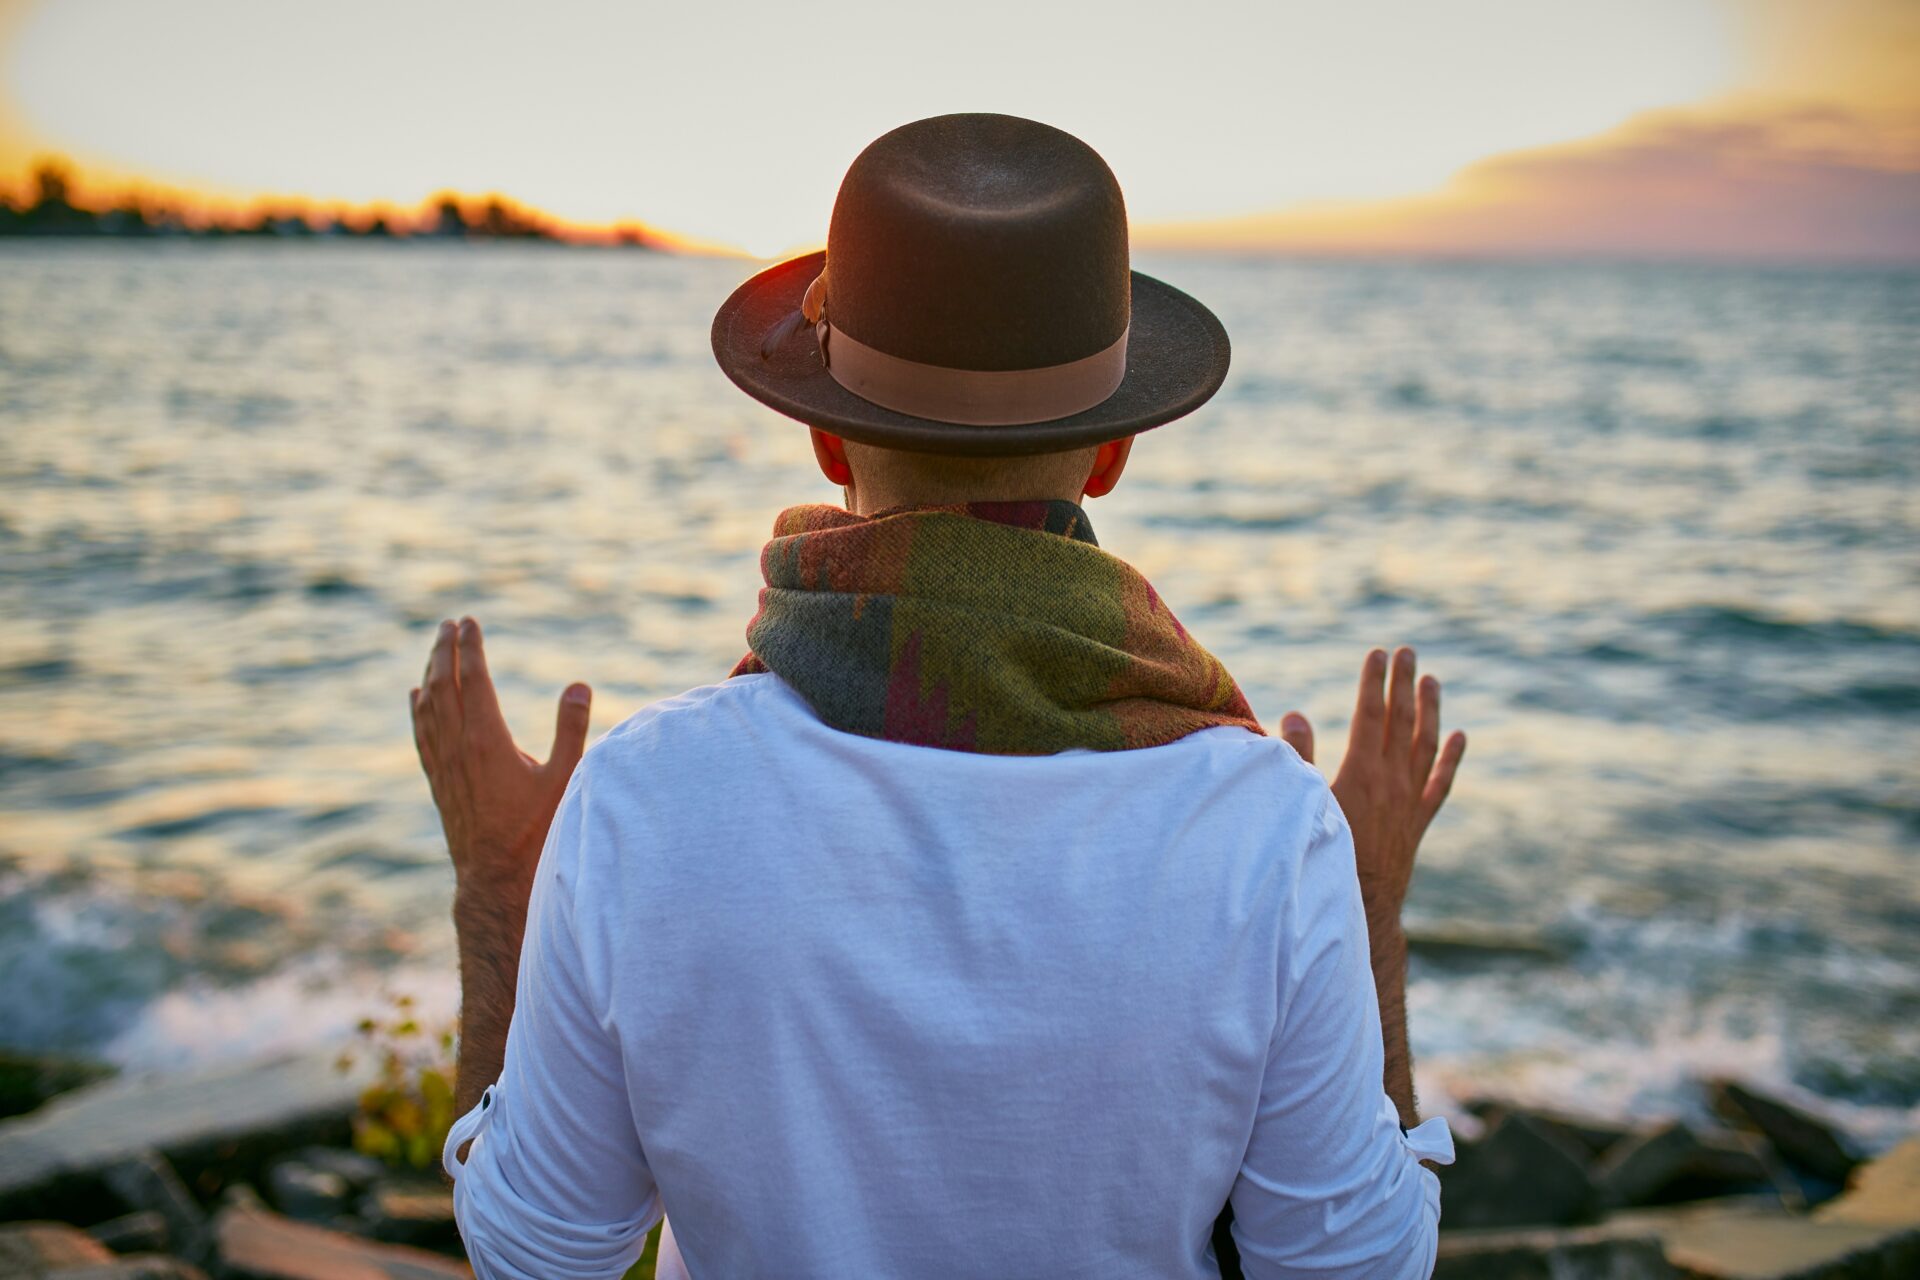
<box><xmin>714</xmin><ymin>117</ymin><xmax>1227</xmax><ymax>474</ymax></box>
<box><xmin>808</xmin><ymin>429</ymin><xmax>1134</xmax><ymax>515</ymax></box>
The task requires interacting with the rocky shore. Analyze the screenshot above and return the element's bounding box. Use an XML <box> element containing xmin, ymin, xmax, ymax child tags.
<box><xmin>0</xmin><ymin>1051</ymin><xmax>503</xmax><ymax>1279</ymax></box>
<box><xmin>0</xmin><ymin>1049</ymin><xmax>1912</xmax><ymax>1278</ymax></box>
<box><xmin>1428</xmin><ymin>1089</ymin><xmax>1919</xmax><ymax>1279</ymax></box>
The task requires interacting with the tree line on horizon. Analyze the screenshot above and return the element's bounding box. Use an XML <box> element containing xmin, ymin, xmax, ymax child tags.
<box><xmin>0</xmin><ymin>158</ymin><xmax>667</xmax><ymax>247</ymax></box>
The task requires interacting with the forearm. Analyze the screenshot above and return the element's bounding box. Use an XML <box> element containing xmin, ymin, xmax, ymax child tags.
<box><xmin>1364</xmin><ymin>910</ymin><xmax>1418</xmax><ymax>1129</ymax></box>
<box><xmin>452</xmin><ymin>880</ymin><xmax>533</xmax><ymax>1116</ymax></box>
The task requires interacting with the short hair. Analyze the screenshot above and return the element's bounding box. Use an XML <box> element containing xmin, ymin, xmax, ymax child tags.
<box><xmin>842</xmin><ymin>439</ymin><xmax>1101</xmax><ymax>504</ymax></box>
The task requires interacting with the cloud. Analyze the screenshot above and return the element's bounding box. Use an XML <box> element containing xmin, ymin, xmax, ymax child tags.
<box><xmin>1139</xmin><ymin>102</ymin><xmax>1920</xmax><ymax>262</ymax></box>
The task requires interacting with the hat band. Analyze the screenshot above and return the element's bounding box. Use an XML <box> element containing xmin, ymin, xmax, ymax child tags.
<box><xmin>794</xmin><ymin>269</ymin><xmax>1128</xmax><ymax>427</ymax></box>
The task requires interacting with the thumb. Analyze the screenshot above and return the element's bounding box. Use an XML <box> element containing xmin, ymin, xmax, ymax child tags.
<box><xmin>546</xmin><ymin>683</ymin><xmax>593</xmax><ymax>774</ymax></box>
<box><xmin>1279</xmin><ymin>711</ymin><xmax>1315</xmax><ymax>764</ymax></box>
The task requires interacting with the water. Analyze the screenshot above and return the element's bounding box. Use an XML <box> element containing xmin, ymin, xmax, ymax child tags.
<box><xmin>2</xmin><ymin>243</ymin><xmax>1915</xmax><ymax>1148</ymax></box>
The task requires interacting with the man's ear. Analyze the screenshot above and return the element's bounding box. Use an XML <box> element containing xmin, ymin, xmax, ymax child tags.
<box><xmin>1081</xmin><ymin>435</ymin><xmax>1134</xmax><ymax>499</ymax></box>
<box><xmin>809</xmin><ymin>428</ymin><xmax>852</xmax><ymax>486</ymax></box>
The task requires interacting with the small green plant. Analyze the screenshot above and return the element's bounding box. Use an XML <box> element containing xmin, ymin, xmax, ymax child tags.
<box><xmin>334</xmin><ymin>992</ymin><xmax>665</xmax><ymax>1275</ymax></box>
<box><xmin>334</xmin><ymin>993</ymin><xmax>459</xmax><ymax>1171</ymax></box>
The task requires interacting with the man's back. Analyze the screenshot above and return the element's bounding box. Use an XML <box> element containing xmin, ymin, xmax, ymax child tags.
<box><xmin>450</xmin><ymin>671</ymin><xmax>1445</xmax><ymax>1278</ymax></box>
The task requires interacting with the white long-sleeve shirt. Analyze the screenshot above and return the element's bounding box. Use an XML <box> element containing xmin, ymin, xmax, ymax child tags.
<box><xmin>444</xmin><ymin>671</ymin><xmax>1452</xmax><ymax>1278</ymax></box>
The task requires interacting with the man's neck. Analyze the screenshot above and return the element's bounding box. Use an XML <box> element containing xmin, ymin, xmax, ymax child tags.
<box><xmin>841</xmin><ymin>483</ymin><xmax>1087</xmax><ymax>515</ymax></box>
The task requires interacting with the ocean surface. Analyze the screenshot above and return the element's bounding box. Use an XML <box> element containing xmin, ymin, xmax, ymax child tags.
<box><xmin>1</xmin><ymin>244</ymin><xmax>1915</xmax><ymax>1148</ymax></box>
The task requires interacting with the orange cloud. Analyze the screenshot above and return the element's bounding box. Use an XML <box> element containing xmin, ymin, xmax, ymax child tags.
<box><xmin>1138</xmin><ymin>102</ymin><xmax>1920</xmax><ymax>262</ymax></box>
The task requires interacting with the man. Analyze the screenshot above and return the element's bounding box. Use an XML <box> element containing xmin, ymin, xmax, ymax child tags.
<box><xmin>414</xmin><ymin>114</ymin><xmax>1466</xmax><ymax>1278</ymax></box>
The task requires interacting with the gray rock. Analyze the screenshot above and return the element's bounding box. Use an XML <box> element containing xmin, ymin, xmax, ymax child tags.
<box><xmin>1406</xmin><ymin>925</ymin><xmax>1571</xmax><ymax>966</ymax></box>
<box><xmin>1595</xmin><ymin>1122</ymin><xmax>1793</xmax><ymax>1209</ymax></box>
<box><xmin>0</xmin><ymin>1051</ymin><xmax>371</xmax><ymax>1220</ymax></box>
<box><xmin>1474</xmin><ymin>1102</ymin><xmax>1637</xmax><ymax>1159</ymax></box>
<box><xmin>1441</xmin><ymin>1111</ymin><xmax>1598</xmax><ymax>1229</ymax></box>
<box><xmin>356</xmin><ymin>1182</ymin><xmax>460</xmax><ymax>1252</ymax></box>
<box><xmin>101</xmin><ymin>1152</ymin><xmax>211</xmax><ymax>1268</ymax></box>
<box><xmin>1435</xmin><ymin>1223</ymin><xmax>1677</xmax><ymax>1279</ymax></box>
<box><xmin>263</xmin><ymin>1162</ymin><xmax>353</xmax><ymax>1222</ymax></box>
<box><xmin>86</xmin><ymin>1212</ymin><xmax>170</xmax><ymax>1256</ymax></box>
<box><xmin>1709</xmin><ymin>1080</ymin><xmax>1861</xmax><ymax>1187</ymax></box>
<box><xmin>281</xmin><ymin>1147</ymin><xmax>386</xmax><ymax>1194</ymax></box>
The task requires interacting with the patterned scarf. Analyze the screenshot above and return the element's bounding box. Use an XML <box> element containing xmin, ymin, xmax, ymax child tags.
<box><xmin>729</xmin><ymin>499</ymin><xmax>1265</xmax><ymax>755</ymax></box>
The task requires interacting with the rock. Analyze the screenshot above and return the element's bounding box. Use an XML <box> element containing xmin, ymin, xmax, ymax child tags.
<box><xmin>1474</xmin><ymin>1102</ymin><xmax>1637</xmax><ymax>1159</ymax></box>
<box><xmin>1435</xmin><ymin>1223</ymin><xmax>1676</xmax><ymax>1278</ymax></box>
<box><xmin>356</xmin><ymin>1182</ymin><xmax>461</xmax><ymax>1252</ymax></box>
<box><xmin>1653</xmin><ymin>1202</ymin><xmax>1920</xmax><ymax>1279</ymax></box>
<box><xmin>212</xmin><ymin>1195</ymin><xmax>471</xmax><ymax>1279</ymax></box>
<box><xmin>1406</xmin><ymin>925</ymin><xmax>1570</xmax><ymax>967</ymax></box>
<box><xmin>1440</xmin><ymin>1111</ymin><xmax>1598</xmax><ymax>1229</ymax></box>
<box><xmin>262</xmin><ymin>1162</ymin><xmax>353</xmax><ymax>1221</ymax></box>
<box><xmin>1595</xmin><ymin>1122</ymin><xmax>1794</xmax><ymax>1209</ymax></box>
<box><xmin>101</xmin><ymin>1152</ymin><xmax>211</xmax><ymax>1267</ymax></box>
<box><xmin>0</xmin><ymin>1051</ymin><xmax>371</xmax><ymax>1220</ymax></box>
<box><xmin>0</xmin><ymin>1221</ymin><xmax>117</xmax><ymax>1270</ymax></box>
<box><xmin>1813</xmin><ymin>1136</ymin><xmax>1920</xmax><ymax>1230</ymax></box>
<box><xmin>0</xmin><ymin>1051</ymin><xmax>117</xmax><ymax>1121</ymax></box>
<box><xmin>86</xmin><ymin>1212</ymin><xmax>171</xmax><ymax>1256</ymax></box>
<box><xmin>0</xmin><ymin>1225</ymin><xmax>204</xmax><ymax>1276</ymax></box>
<box><xmin>1708</xmin><ymin>1080</ymin><xmax>1860</xmax><ymax>1187</ymax></box>
<box><xmin>50</xmin><ymin>1259</ymin><xmax>209</xmax><ymax>1279</ymax></box>
<box><xmin>281</xmin><ymin>1147</ymin><xmax>386</xmax><ymax>1193</ymax></box>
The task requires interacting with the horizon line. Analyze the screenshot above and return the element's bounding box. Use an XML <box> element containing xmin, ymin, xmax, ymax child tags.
<box><xmin>7</xmin><ymin>153</ymin><xmax>1917</xmax><ymax>268</ymax></box>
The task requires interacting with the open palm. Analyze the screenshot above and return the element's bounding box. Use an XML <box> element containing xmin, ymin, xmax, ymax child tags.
<box><xmin>410</xmin><ymin>617</ymin><xmax>592</xmax><ymax>902</ymax></box>
<box><xmin>1278</xmin><ymin>646</ymin><xmax>1466</xmax><ymax>917</ymax></box>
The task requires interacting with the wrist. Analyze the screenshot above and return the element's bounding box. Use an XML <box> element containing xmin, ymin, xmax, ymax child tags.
<box><xmin>452</xmin><ymin>870</ymin><xmax>535</xmax><ymax>933</ymax></box>
<box><xmin>1363</xmin><ymin>901</ymin><xmax>1405</xmax><ymax>951</ymax></box>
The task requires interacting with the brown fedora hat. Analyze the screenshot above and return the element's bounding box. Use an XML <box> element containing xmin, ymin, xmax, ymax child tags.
<box><xmin>710</xmin><ymin>112</ymin><xmax>1230</xmax><ymax>457</ymax></box>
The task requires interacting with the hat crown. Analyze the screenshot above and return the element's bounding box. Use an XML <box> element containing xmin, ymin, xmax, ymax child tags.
<box><xmin>825</xmin><ymin>113</ymin><xmax>1130</xmax><ymax>372</ymax></box>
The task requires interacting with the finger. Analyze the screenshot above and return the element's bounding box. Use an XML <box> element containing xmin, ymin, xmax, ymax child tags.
<box><xmin>545</xmin><ymin>683</ymin><xmax>593</xmax><ymax>775</ymax></box>
<box><xmin>421</xmin><ymin>619</ymin><xmax>460</xmax><ymax>738</ymax></box>
<box><xmin>409</xmin><ymin>687</ymin><xmax>432</xmax><ymax>764</ymax></box>
<box><xmin>1279</xmin><ymin>711</ymin><xmax>1315</xmax><ymax>764</ymax></box>
<box><xmin>1349</xmin><ymin>648</ymin><xmax>1388</xmax><ymax>756</ymax></box>
<box><xmin>411</xmin><ymin>687</ymin><xmax>443</xmax><ymax>799</ymax></box>
<box><xmin>1410</xmin><ymin>673</ymin><xmax>1441</xmax><ymax>780</ymax></box>
<box><xmin>423</xmin><ymin>619</ymin><xmax>457</xmax><ymax>701</ymax></box>
<box><xmin>422</xmin><ymin>616</ymin><xmax>451</xmax><ymax>680</ymax></box>
<box><xmin>455</xmin><ymin>617</ymin><xmax>511</xmax><ymax>740</ymax></box>
<box><xmin>1419</xmin><ymin>730</ymin><xmax>1468</xmax><ymax>827</ymax></box>
<box><xmin>1385</xmin><ymin>646</ymin><xmax>1417</xmax><ymax>756</ymax></box>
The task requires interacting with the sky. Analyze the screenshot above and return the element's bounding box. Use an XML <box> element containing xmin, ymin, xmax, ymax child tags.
<box><xmin>1</xmin><ymin>0</ymin><xmax>1915</xmax><ymax>259</ymax></box>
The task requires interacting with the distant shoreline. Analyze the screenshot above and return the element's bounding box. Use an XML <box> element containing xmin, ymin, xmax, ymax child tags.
<box><xmin>0</xmin><ymin>234</ymin><xmax>680</xmax><ymax>250</ymax></box>
<box><xmin>1</xmin><ymin>156</ymin><xmax>685</xmax><ymax>250</ymax></box>
<box><xmin>5</xmin><ymin>234</ymin><xmax>1913</xmax><ymax>273</ymax></box>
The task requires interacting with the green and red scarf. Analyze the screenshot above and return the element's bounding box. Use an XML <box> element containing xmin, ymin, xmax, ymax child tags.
<box><xmin>729</xmin><ymin>500</ymin><xmax>1265</xmax><ymax>755</ymax></box>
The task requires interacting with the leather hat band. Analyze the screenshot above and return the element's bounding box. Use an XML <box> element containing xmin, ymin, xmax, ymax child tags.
<box><xmin>795</xmin><ymin>269</ymin><xmax>1128</xmax><ymax>427</ymax></box>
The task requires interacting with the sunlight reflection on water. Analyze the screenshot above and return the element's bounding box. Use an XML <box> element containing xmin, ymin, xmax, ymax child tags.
<box><xmin>1</xmin><ymin>244</ymin><xmax>1915</xmax><ymax>1143</ymax></box>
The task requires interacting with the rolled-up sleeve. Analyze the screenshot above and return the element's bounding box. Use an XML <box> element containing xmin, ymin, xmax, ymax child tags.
<box><xmin>441</xmin><ymin>763</ymin><xmax>662</xmax><ymax>1279</ymax></box>
<box><xmin>1229</xmin><ymin>786</ymin><xmax>1455</xmax><ymax>1279</ymax></box>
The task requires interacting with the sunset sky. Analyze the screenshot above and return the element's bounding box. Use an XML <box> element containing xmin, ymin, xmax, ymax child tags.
<box><xmin>2</xmin><ymin>0</ymin><xmax>1915</xmax><ymax>259</ymax></box>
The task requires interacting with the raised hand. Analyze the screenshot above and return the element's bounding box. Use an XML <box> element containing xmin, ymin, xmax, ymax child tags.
<box><xmin>410</xmin><ymin>617</ymin><xmax>592</xmax><ymax>905</ymax></box>
<box><xmin>1278</xmin><ymin>646</ymin><xmax>1466</xmax><ymax>923</ymax></box>
<box><xmin>1280</xmin><ymin>647</ymin><xmax>1465</xmax><ymax>1129</ymax></box>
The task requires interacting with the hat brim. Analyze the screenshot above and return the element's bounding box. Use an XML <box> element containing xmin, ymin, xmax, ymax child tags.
<box><xmin>710</xmin><ymin>250</ymin><xmax>1230</xmax><ymax>457</ymax></box>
